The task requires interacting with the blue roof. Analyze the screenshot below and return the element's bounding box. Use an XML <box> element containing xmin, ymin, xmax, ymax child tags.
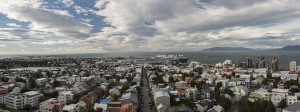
<box><xmin>98</xmin><ymin>99</ymin><xmax>111</xmax><ymax>104</ymax></box>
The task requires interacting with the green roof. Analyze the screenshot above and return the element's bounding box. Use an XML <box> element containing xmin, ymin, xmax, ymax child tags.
<box><xmin>229</xmin><ymin>87</ymin><xmax>239</xmax><ymax>93</ymax></box>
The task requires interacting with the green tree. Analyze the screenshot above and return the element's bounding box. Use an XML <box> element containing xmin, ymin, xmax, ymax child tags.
<box><xmin>23</xmin><ymin>104</ymin><xmax>32</xmax><ymax>111</ymax></box>
<box><xmin>168</xmin><ymin>76</ymin><xmax>174</xmax><ymax>83</ymax></box>
<box><xmin>0</xmin><ymin>103</ymin><xmax>7</xmax><ymax>110</ymax></box>
<box><xmin>52</xmin><ymin>80</ymin><xmax>61</xmax><ymax>88</ymax></box>
<box><xmin>121</xmin><ymin>82</ymin><xmax>130</xmax><ymax>93</ymax></box>
<box><xmin>20</xmin><ymin>88</ymin><xmax>30</xmax><ymax>93</ymax></box>
<box><xmin>265</xmin><ymin>101</ymin><xmax>276</xmax><ymax>112</ymax></box>
<box><xmin>215</xmin><ymin>82</ymin><xmax>222</xmax><ymax>91</ymax></box>
<box><xmin>15</xmin><ymin>77</ymin><xmax>27</xmax><ymax>83</ymax></box>
<box><xmin>112</xmin><ymin>94</ymin><xmax>118</xmax><ymax>101</ymax></box>
<box><xmin>29</xmin><ymin>77</ymin><xmax>37</xmax><ymax>88</ymax></box>
<box><xmin>0</xmin><ymin>77</ymin><xmax>9</xmax><ymax>82</ymax></box>
<box><xmin>66</xmin><ymin>99</ymin><xmax>78</xmax><ymax>105</ymax></box>
<box><xmin>51</xmin><ymin>91</ymin><xmax>59</xmax><ymax>98</ymax></box>
<box><xmin>190</xmin><ymin>80</ymin><xmax>197</xmax><ymax>87</ymax></box>
<box><xmin>96</xmin><ymin>107</ymin><xmax>103</xmax><ymax>112</ymax></box>
<box><xmin>278</xmin><ymin>99</ymin><xmax>287</xmax><ymax>109</ymax></box>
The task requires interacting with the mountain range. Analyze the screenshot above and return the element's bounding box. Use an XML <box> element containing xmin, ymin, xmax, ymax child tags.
<box><xmin>202</xmin><ymin>45</ymin><xmax>300</xmax><ymax>51</ymax></box>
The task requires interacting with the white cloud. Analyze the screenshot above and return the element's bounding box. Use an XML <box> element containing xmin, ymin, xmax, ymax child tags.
<box><xmin>74</xmin><ymin>6</ymin><xmax>89</xmax><ymax>14</ymax></box>
<box><xmin>6</xmin><ymin>23</ymin><xmax>21</xmax><ymax>28</ymax></box>
<box><xmin>1</xmin><ymin>0</ymin><xmax>300</xmax><ymax>54</ymax></box>
<box><xmin>60</xmin><ymin>0</ymin><xmax>74</xmax><ymax>7</ymax></box>
<box><xmin>90</xmin><ymin>0</ymin><xmax>300</xmax><ymax>51</ymax></box>
<box><xmin>31</xmin><ymin>40</ymin><xmax>79</xmax><ymax>45</ymax></box>
<box><xmin>0</xmin><ymin>43</ymin><xmax>6</xmax><ymax>47</ymax></box>
<box><xmin>0</xmin><ymin>0</ymin><xmax>92</xmax><ymax>39</ymax></box>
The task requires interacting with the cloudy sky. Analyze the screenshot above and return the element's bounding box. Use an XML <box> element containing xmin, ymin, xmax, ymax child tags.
<box><xmin>0</xmin><ymin>0</ymin><xmax>300</xmax><ymax>54</ymax></box>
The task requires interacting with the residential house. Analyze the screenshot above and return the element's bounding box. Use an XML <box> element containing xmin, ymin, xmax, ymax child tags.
<box><xmin>58</xmin><ymin>91</ymin><xmax>74</xmax><ymax>105</ymax></box>
<box><xmin>282</xmin><ymin>102</ymin><xmax>300</xmax><ymax>112</ymax></box>
<box><xmin>286</xmin><ymin>95</ymin><xmax>298</xmax><ymax>105</ymax></box>
<box><xmin>72</xmin><ymin>82</ymin><xmax>88</xmax><ymax>94</ymax></box>
<box><xmin>39</xmin><ymin>98</ymin><xmax>63</xmax><ymax>112</ymax></box>
<box><xmin>36</xmin><ymin>78</ymin><xmax>48</xmax><ymax>87</ymax></box>
<box><xmin>177</xmin><ymin>89</ymin><xmax>190</xmax><ymax>100</ymax></box>
<box><xmin>4</xmin><ymin>91</ymin><xmax>43</xmax><ymax>110</ymax></box>
<box><xmin>153</xmin><ymin>90</ymin><xmax>170</xmax><ymax>111</ymax></box>
<box><xmin>175</xmin><ymin>81</ymin><xmax>187</xmax><ymax>89</ymax></box>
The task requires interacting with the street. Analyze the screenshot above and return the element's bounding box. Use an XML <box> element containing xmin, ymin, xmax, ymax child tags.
<box><xmin>139</xmin><ymin>67</ymin><xmax>156</xmax><ymax>112</ymax></box>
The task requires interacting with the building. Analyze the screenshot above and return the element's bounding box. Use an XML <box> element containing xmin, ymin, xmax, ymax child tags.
<box><xmin>39</xmin><ymin>98</ymin><xmax>63</xmax><ymax>112</ymax></box>
<box><xmin>36</xmin><ymin>78</ymin><xmax>48</xmax><ymax>87</ymax></box>
<box><xmin>153</xmin><ymin>90</ymin><xmax>170</xmax><ymax>109</ymax></box>
<box><xmin>282</xmin><ymin>102</ymin><xmax>300</xmax><ymax>112</ymax></box>
<box><xmin>286</xmin><ymin>96</ymin><xmax>298</xmax><ymax>105</ymax></box>
<box><xmin>58</xmin><ymin>91</ymin><xmax>74</xmax><ymax>105</ymax></box>
<box><xmin>270</xmin><ymin>56</ymin><xmax>279</xmax><ymax>72</ymax></box>
<box><xmin>290</xmin><ymin>61</ymin><xmax>297</xmax><ymax>72</ymax></box>
<box><xmin>4</xmin><ymin>91</ymin><xmax>43</xmax><ymax>110</ymax></box>
<box><xmin>0</xmin><ymin>90</ymin><xmax>8</xmax><ymax>104</ymax></box>
<box><xmin>258</xmin><ymin>55</ymin><xmax>265</xmax><ymax>68</ymax></box>
<box><xmin>246</xmin><ymin>57</ymin><xmax>253</xmax><ymax>68</ymax></box>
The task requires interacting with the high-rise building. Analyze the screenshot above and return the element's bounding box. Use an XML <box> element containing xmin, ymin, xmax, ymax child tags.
<box><xmin>258</xmin><ymin>55</ymin><xmax>265</xmax><ymax>68</ymax></box>
<box><xmin>270</xmin><ymin>56</ymin><xmax>279</xmax><ymax>72</ymax></box>
<box><xmin>290</xmin><ymin>61</ymin><xmax>297</xmax><ymax>72</ymax></box>
<box><xmin>246</xmin><ymin>57</ymin><xmax>253</xmax><ymax>68</ymax></box>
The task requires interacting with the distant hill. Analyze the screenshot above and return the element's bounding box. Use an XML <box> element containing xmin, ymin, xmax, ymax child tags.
<box><xmin>273</xmin><ymin>45</ymin><xmax>300</xmax><ymax>51</ymax></box>
<box><xmin>202</xmin><ymin>47</ymin><xmax>255</xmax><ymax>51</ymax></box>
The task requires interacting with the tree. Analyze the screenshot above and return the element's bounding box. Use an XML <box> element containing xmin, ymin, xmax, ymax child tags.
<box><xmin>112</xmin><ymin>94</ymin><xmax>118</xmax><ymax>101</ymax></box>
<box><xmin>216</xmin><ymin>82</ymin><xmax>222</xmax><ymax>91</ymax></box>
<box><xmin>168</xmin><ymin>76</ymin><xmax>174</xmax><ymax>83</ymax></box>
<box><xmin>96</xmin><ymin>107</ymin><xmax>103</xmax><ymax>112</ymax></box>
<box><xmin>52</xmin><ymin>80</ymin><xmax>61</xmax><ymax>88</ymax></box>
<box><xmin>190</xmin><ymin>80</ymin><xmax>197</xmax><ymax>87</ymax></box>
<box><xmin>66</xmin><ymin>99</ymin><xmax>78</xmax><ymax>105</ymax></box>
<box><xmin>265</xmin><ymin>101</ymin><xmax>276</xmax><ymax>112</ymax></box>
<box><xmin>278</xmin><ymin>99</ymin><xmax>287</xmax><ymax>109</ymax></box>
<box><xmin>51</xmin><ymin>91</ymin><xmax>59</xmax><ymax>98</ymax></box>
<box><xmin>20</xmin><ymin>88</ymin><xmax>30</xmax><ymax>93</ymax></box>
<box><xmin>29</xmin><ymin>77</ymin><xmax>37</xmax><ymax>88</ymax></box>
<box><xmin>0</xmin><ymin>103</ymin><xmax>7</xmax><ymax>110</ymax></box>
<box><xmin>15</xmin><ymin>77</ymin><xmax>27</xmax><ymax>83</ymax></box>
<box><xmin>121</xmin><ymin>82</ymin><xmax>130</xmax><ymax>93</ymax></box>
<box><xmin>23</xmin><ymin>104</ymin><xmax>32</xmax><ymax>111</ymax></box>
<box><xmin>0</xmin><ymin>77</ymin><xmax>9</xmax><ymax>82</ymax></box>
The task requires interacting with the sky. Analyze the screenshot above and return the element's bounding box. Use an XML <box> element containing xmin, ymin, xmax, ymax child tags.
<box><xmin>0</xmin><ymin>0</ymin><xmax>300</xmax><ymax>54</ymax></box>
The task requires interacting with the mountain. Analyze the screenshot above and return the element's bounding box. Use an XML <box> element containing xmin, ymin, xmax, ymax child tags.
<box><xmin>202</xmin><ymin>47</ymin><xmax>255</xmax><ymax>51</ymax></box>
<box><xmin>273</xmin><ymin>45</ymin><xmax>300</xmax><ymax>51</ymax></box>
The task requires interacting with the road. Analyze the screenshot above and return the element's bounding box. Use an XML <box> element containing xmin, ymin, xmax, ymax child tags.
<box><xmin>139</xmin><ymin>67</ymin><xmax>156</xmax><ymax>112</ymax></box>
<box><xmin>227</xmin><ymin>87</ymin><xmax>255</xmax><ymax>112</ymax></box>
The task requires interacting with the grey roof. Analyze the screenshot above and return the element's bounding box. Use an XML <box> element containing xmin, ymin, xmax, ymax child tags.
<box><xmin>283</xmin><ymin>102</ymin><xmax>300</xmax><ymax>111</ymax></box>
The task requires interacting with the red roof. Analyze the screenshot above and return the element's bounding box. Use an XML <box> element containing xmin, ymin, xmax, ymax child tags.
<box><xmin>177</xmin><ymin>89</ymin><xmax>188</xmax><ymax>94</ymax></box>
<box><xmin>109</xmin><ymin>107</ymin><xmax>121</xmax><ymax>112</ymax></box>
<box><xmin>80</xmin><ymin>95</ymin><xmax>91</xmax><ymax>102</ymax></box>
<box><xmin>0</xmin><ymin>90</ymin><xmax>8</xmax><ymax>94</ymax></box>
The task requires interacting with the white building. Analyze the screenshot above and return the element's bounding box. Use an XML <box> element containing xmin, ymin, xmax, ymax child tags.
<box><xmin>4</xmin><ymin>91</ymin><xmax>43</xmax><ymax>110</ymax></box>
<box><xmin>39</xmin><ymin>98</ymin><xmax>61</xmax><ymax>112</ymax></box>
<box><xmin>62</xmin><ymin>104</ymin><xmax>78</xmax><ymax>112</ymax></box>
<box><xmin>175</xmin><ymin>81</ymin><xmax>187</xmax><ymax>89</ymax></box>
<box><xmin>36</xmin><ymin>78</ymin><xmax>48</xmax><ymax>87</ymax></box>
<box><xmin>271</xmin><ymin>89</ymin><xmax>289</xmax><ymax>99</ymax></box>
<box><xmin>153</xmin><ymin>90</ymin><xmax>170</xmax><ymax>108</ymax></box>
<box><xmin>286</xmin><ymin>95</ymin><xmax>298</xmax><ymax>105</ymax></box>
<box><xmin>290</xmin><ymin>61</ymin><xmax>297</xmax><ymax>72</ymax></box>
<box><xmin>58</xmin><ymin>91</ymin><xmax>74</xmax><ymax>105</ymax></box>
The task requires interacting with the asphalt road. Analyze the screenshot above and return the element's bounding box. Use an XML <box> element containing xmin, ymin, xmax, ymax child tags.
<box><xmin>140</xmin><ymin>68</ymin><xmax>155</xmax><ymax>112</ymax></box>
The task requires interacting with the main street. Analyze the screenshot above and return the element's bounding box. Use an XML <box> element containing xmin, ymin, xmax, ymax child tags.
<box><xmin>139</xmin><ymin>67</ymin><xmax>156</xmax><ymax>112</ymax></box>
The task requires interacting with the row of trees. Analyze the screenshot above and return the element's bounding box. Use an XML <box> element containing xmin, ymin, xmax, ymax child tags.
<box><xmin>238</xmin><ymin>99</ymin><xmax>275</xmax><ymax>112</ymax></box>
<box><xmin>215</xmin><ymin>92</ymin><xmax>232</xmax><ymax>111</ymax></box>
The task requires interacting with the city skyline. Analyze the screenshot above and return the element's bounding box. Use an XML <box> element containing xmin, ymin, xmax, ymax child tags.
<box><xmin>1</xmin><ymin>0</ymin><xmax>300</xmax><ymax>54</ymax></box>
